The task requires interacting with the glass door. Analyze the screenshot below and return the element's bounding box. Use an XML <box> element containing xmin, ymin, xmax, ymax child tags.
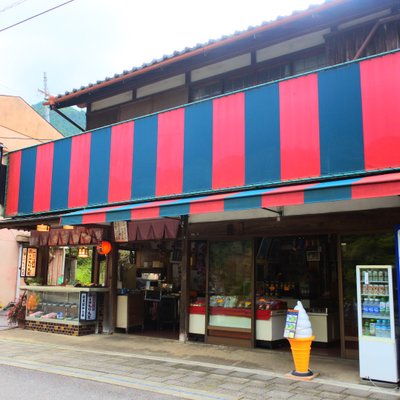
<box><xmin>340</xmin><ymin>232</ymin><xmax>395</xmax><ymax>359</ymax></box>
<box><xmin>207</xmin><ymin>240</ymin><xmax>253</xmax><ymax>347</ymax></box>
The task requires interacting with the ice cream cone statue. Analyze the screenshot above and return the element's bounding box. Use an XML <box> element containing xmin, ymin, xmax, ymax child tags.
<box><xmin>287</xmin><ymin>301</ymin><xmax>316</xmax><ymax>378</ymax></box>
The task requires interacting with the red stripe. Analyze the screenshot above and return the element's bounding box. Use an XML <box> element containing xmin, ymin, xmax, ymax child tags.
<box><xmin>352</xmin><ymin>173</ymin><xmax>400</xmax><ymax>199</ymax></box>
<box><xmin>68</xmin><ymin>133</ymin><xmax>91</xmax><ymax>208</ymax></box>
<box><xmin>212</xmin><ymin>93</ymin><xmax>245</xmax><ymax>189</ymax></box>
<box><xmin>360</xmin><ymin>52</ymin><xmax>400</xmax><ymax>170</ymax></box>
<box><xmin>33</xmin><ymin>142</ymin><xmax>54</xmax><ymax>212</ymax></box>
<box><xmin>108</xmin><ymin>121</ymin><xmax>134</xmax><ymax>203</ymax></box>
<box><xmin>156</xmin><ymin>109</ymin><xmax>185</xmax><ymax>196</ymax></box>
<box><xmin>261</xmin><ymin>184</ymin><xmax>314</xmax><ymax>207</ymax></box>
<box><xmin>5</xmin><ymin>151</ymin><xmax>22</xmax><ymax>216</ymax></box>
<box><xmin>280</xmin><ymin>74</ymin><xmax>320</xmax><ymax>180</ymax></box>
<box><xmin>190</xmin><ymin>199</ymin><xmax>225</xmax><ymax>214</ymax></box>
<box><xmin>82</xmin><ymin>211</ymin><xmax>107</xmax><ymax>224</ymax></box>
<box><xmin>131</xmin><ymin>206</ymin><xmax>160</xmax><ymax>220</ymax></box>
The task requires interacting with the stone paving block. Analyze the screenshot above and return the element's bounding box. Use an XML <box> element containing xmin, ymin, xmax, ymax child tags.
<box><xmin>211</xmin><ymin>368</ymin><xmax>234</xmax><ymax>376</ymax></box>
<box><xmin>248</xmin><ymin>373</ymin><xmax>276</xmax><ymax>382</ymax></box>
<box><xmin>290</xmin><ymin>380</ymin><xmax>322</xmax><ymax>390</ymax></box>
<box><xmin>229</xmin><ymin>371</ymin><xmax>255</xmax><ymax>379</ymax></box>
<box><xmin>240</xmin><ymin>385</ymin><xmax>268</xmax><ymax>396</ymax></box>
<box><xmin>318</xmin><ymin>391</ymin><xmax>346</xmax><ymax>399</ymax></box>
<box><xmin>218</xmin><ymin>382</ymin><xmax>248</xmax><ymax>391</ymax></box>
<box><xmin>318</xmin><ymin>384</ymin><xmax>347</xmax><ymax>394</ymax></box>
<box><xmin>264</xmin><ymin>389</ymin><xmax>295</xmax><ymax>399</ymax></box>
<box><xmin>343</xmin><ymin>396</ymin><xmax>373</xmax><ymax>400</ymax></box>
<box><xmin>368</xmin><ymin>391</ymin><xmax>400</xmax><ymax>400</ymax></box>
<box><xmin>343</xmin><ymin>388</ymin><xmax>377</xmax><ymax>397</ymax></box>
<box><xmin>290</xmin><ymin>395</ymin><xmax>322</xmax><ymax>400</ymax></box>
<box><xmin>179</xmin><ymin>375</ymin><xmax>206</xmax><ymax>384</ymax></box>
<box><xmin>271</xmin><ymin>377</ymin><xmax>297</xmax><ymax>386</ymax></box>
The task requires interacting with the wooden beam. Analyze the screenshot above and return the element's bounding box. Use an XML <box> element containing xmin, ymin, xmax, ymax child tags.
<box><xmin>179</xmin><ymin>215</ymin><xmax>189</xmax><ymax>342</ymax></box>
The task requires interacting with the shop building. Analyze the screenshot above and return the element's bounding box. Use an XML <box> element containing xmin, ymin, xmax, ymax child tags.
<box><xmin>1</xmin><ymin>0</ymin><xmax>400</xmax><ymax>365</ymax></box>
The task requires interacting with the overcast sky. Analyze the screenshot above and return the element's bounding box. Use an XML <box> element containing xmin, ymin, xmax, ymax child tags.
<box><xmin>0</xmin><ymin>0</ymin><xmax>325</xmax><ymax>105</ymax></box>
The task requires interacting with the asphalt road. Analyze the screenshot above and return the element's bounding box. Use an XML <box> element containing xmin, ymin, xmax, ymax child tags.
<box><xmin>0</xmin><ymin>364</ymin><xmax>181</xmax><ymax>400</ymax></box>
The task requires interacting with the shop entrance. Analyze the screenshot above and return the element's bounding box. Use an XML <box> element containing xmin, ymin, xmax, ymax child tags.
<box><xmin>116</xmin><ymin>242</ymin><xmax>181</xmax><ymax>340</ymax></box>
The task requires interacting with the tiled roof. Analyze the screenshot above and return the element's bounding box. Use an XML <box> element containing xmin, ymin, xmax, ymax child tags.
<box><xmin>52</xmin><ymin>0</ymin><xmax>334</xmax><ymax>102</ymax></box>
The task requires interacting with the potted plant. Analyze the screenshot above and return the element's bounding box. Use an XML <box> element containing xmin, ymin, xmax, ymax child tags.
<box><xmin>7</xmin><ymin>291</ymin><xmax>27</xmax><ymax>328</ymax></box>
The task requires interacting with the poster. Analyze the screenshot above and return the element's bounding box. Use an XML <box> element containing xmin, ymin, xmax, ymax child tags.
<box><xmin>113</xmin><ymin>221</ymin><xmax>128</xmax><ymax>242</ymax></box>
<box><xmin>283</xmin><ymin>309</ymin><xmax>299</xmax><ymax>339</ymax></box>
<box><xmin>20</xmin><ymin>247</ymin><xmax>37</xmax><ymax>278</ymax></box>
<box><xmin>79</xmin><ymin>292</ymin><xmax>97</xmax><ymax>321</ymax></box>
<box><xmin>26</xmin><ymin>248</ymin><xmax>38</xmax><ymax>277</ymax></box>
<box><xmin>20</xmin><ymin>248</ymin><xmax>27</xmax><ymax>277</ymax></box>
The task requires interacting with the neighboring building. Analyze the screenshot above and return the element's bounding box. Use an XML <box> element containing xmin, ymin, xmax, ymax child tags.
<box><xmin>0</xmin><ymin>95</ymin><xmax>62</xmax><ymax>308</ymax></box>
<box><xmin>2</xmin><ymin>0</ymin><xmax>400</xmax><ymax>379</ymax></box>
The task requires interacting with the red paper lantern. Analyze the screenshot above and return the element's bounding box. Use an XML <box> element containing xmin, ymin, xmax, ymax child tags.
<box><xmin>97</xmin><ymin>240</ymin><xmax>112</xmax><ymax>255</ymax></box>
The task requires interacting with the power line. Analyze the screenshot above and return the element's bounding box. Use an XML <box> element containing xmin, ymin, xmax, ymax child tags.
<box><xmin>0</xmin><ymin>0</ymin><xmax>75</xmax><ymax>33</ymax></box>
<box><xmin>0</xmin><ymin>0</ymin><xmax>30</xmax><ymax>14</ymax></box>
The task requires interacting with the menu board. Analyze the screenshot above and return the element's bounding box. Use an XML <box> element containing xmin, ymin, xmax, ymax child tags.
<box><xmin>20</xmin><ymin>247</ymin><xmax>37</xmax><ymax>277</ymax></box>
<box><xmin>113</xmin><ymin>221</ymin><xmax>128</xmax><ymax>242</ymax></box>
<box><xmin>79</xmin><ymin>292</ymin><xmax>97</xmax><ymax>321</ymax></box>
<box><xmin>283</xmin><ymin>309</ymin><xmax>299</xmax><ymax>339</ymax></box>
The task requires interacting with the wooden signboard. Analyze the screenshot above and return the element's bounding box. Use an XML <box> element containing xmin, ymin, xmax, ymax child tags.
<box><xmin>283</xmin><ymin>309</ymin><xmax>299</xmax><ymax>339</ymax></box>
<box><xmin>79</xmin><ymin>292</ymin><xmax>97</xmax><ymax>321</ymax></box>
<box><xmin>113</xmin><ymin>221</ymin><xmax>129</xmax><ymax>242</ymax></box>
<box><xmin>20</xmin><ymin>247</ymin><xmax>37</xmax><ymax>277</ymax></box>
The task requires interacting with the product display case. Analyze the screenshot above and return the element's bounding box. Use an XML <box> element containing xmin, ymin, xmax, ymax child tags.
<box><xmin>356</xmin><ymin>265</ymin><xmax>399</xmax><ymax>383</ymax></box>
<box><xmin>22</xmin><ymin>286</ymin><xmax>109</xmax><ymax>325</ymax></box>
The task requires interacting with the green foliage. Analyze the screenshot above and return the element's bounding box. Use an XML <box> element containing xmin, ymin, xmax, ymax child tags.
<box><xmin>76</xmin><ymin>256</ymin><xmax>92</xmax><ymax>285</ymax></box>
<box><xmin>32</xmin><ymin>102</ymin><xmax>86</xmax><ymax>137</ymax></box>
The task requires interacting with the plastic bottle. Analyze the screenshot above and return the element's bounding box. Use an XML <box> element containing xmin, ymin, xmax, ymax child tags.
<box><xmin>368</xmin><ymin>298</ymin><xmax>374</xmax><ymax>314</ymax></box>
<box><xmin>363</xmin><ymin>320</ymin><xmax>370</xmax><ymax>336</ymax></box>
<box><xmin>378</xmin><ymin>270</ymin><xmax>383</xmax><ymax>281</ymax></box>
<box><xmin>379</xmin><ymin>298</ymin><xmax>386</xmax><ymax>316</ymax></box>
<box><xmin>382</xmin><ymin>320</ymin><xmax>389</xmax><ymax>338</ymax></box>
<box><xmin>385</xmin><ymin>301</ymin><xmax>390</xmax><ymax>316</ymax></box>
<box><xmin>377</xmin><ymin>320</ymin><xmax>382</xmax><ymax>337</ymax></box>
<box><xmin>373</xmin><ymin>299</ymin><xmax>380</xmax><ymax>315</ymax></box>
<box><xmin>386</xmin><ymin>320</ymin><xmax>391</xmax><ymax>338</ymax></box>
<box><xmin>369</xmin><ymin>319</ymin><xmax>376</xmax><ymax>336</ymax></box>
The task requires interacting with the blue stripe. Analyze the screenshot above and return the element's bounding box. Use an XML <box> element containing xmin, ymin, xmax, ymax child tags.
<box><xmin>132</xmin><ymin>116</ymin><xmax>158</xmax><ymax>199</ymax></box>
<box><xmin>245</xmin><ymin>84</ymin><xmax>280</xmax><ymax>185</ymax></box>
<box><xmin>88</xmin><ymin>127</ymin><xmax>111</xmax><ymax>205</ymax></box>
<box><xmin>304</xmin><ymin>186</ymin><xmax>352</xmax><ymax>203</ymax></box>
<box><xmin>106</xmin><ymin>209</ymin><xmax>131</xmax><ymax>223</ymax></box>
<box><xmin>183</xmin><ymin>101</ymin><xmax>213</xmax><ymax>193</ymax></box>
<box><xmin>224</xmin><ymin>195</ymin><xmax>261</xmax><ymax>211</ymax></box>
<box><xmin>51</xmin><ymin>139</ymin><xmax>71</xmax><ymax>211</ymax></box>
<box><xmin>318</xmin><ymin>63</ymin><xmax>365</xmax><ymax>176</ymax></box>
<box><xmin>160</xmin><ymin>203</ymin><xmax>190</xmax><ymax>217</ymax></box>
<box><xmin>18</xmin><ymin>147</ymin><xmax>36</xmax><ymax>214</ymax></box>
<box><xmin>61</xmin><ymin>214</ymin><xmax>83</xmax><ymax>225</ymax></box>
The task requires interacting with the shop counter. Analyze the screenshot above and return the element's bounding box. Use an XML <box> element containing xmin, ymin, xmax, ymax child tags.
<box><xmin>308</xmin><ymin>311</ymin><xmax>339</xmax><ymax>343</ymax></box>
<box><xmin>189</xmin><ymin>306</ymin><xmax>287</xmax><ymax>342</ymax></box>
<box><xmin>116</xmin><ymin>292</ymin><xmax>144</xmax><ymax>332</ymax></box>
<box><xmin>21</xmin><ymin>285</ymin><xmax>109</xmax><ymax>336</ymax></box>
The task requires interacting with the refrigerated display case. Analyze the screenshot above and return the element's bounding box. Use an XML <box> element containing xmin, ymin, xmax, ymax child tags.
<box><xmin>356</xmin><ymin>265</ymin><xmax>399</xmax><ymax>383</ymax></box>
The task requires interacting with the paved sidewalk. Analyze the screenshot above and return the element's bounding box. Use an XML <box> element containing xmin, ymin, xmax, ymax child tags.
<box><xmin>0</xmin><ymin>329</ymin><xmax>398</xmax><ymax>400</ymax></box>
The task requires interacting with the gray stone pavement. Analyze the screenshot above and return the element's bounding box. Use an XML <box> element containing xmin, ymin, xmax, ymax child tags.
<box><xmin>0</xmin><ymin>328</ymin><xmax>399</xmax><ymax>400</ymax></box>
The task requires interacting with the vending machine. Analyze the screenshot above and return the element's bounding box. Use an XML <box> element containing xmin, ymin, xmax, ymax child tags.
<box><xmin>356</xmin><ymin>265</ymin><xmax>399</xmax><ymax>383</ymax></box>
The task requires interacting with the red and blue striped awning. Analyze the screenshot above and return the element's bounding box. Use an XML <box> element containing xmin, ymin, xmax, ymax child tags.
<box><xmin>60</xmin><ymin>172</ymin><xmax>400</xmax><ymax>225</ymax></box>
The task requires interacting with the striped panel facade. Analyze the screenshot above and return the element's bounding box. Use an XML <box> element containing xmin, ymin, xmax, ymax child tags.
<box><xmin>6</xmin><ymin>51</ymin><xmax>400</xmax><ymax>217</ymax></box>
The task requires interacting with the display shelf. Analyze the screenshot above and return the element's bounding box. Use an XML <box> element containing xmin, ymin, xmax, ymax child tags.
<box><xmin>20</xmin><ymin>285</ymin><xmax>109</xmax><ymax>293</ymax></box>
<box><xmin>362</xmin><ymin>313</ymin><xmax>390</xmax><ymax>319</ymax></box>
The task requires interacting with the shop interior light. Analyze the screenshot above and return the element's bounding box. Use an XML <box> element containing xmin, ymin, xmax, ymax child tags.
<box><xmin>37</xmin><ymin>224</ymin><xmax>50</xmax><ymax>232</ymax></box>
<box><xmin>62</xmin><ymin>225</ymin><xmax>74</xmax><ymax>230</ymax></box>
<box><xmin>78</xmin><ymin>247</ymin><xmax>89</xmax><ymax>258</ymax></box>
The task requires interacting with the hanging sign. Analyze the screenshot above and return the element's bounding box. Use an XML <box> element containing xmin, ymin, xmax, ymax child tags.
<box><xmin>79</xmin><ymin>292</ymin><xmax>97</xmax><ymax>321</ymax></box>
<box><xmin>113</xmin><ymin>221</ymin><xmax>128</xmax><ymax>242</ymax></box>
<box><xmin>20</xmin><ymin>247</ymin><xmax>37</xmax><ymax>277</ymax></box>
<box><xmin>283</xmin><ymin>309</ymin><xmax>299</xmax><ymax>339</ymax></box>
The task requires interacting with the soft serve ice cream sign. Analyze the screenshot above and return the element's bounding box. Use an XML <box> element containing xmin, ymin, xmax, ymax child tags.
<box><xmin>284</xmin><ymin>301</ymin><xmax>318</xmax><ymax>379</ymax></box>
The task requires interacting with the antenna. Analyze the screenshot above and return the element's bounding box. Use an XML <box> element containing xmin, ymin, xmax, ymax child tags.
<box><xmin>38</xmin><ymin>72</ymin><xmax>50</xmax><ymax>123</ymax></box>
